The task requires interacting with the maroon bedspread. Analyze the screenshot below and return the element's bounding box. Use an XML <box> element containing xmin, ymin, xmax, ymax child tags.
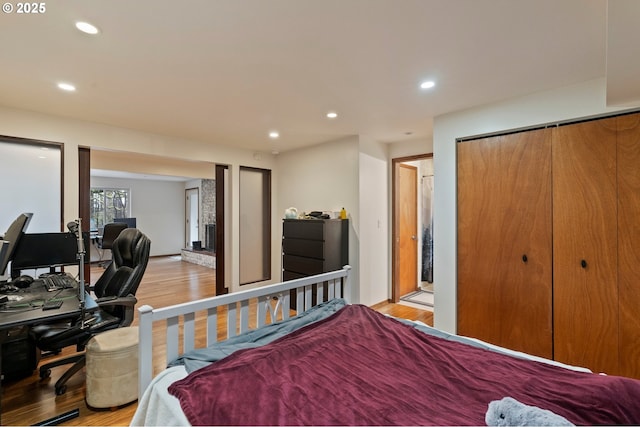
<box><xmin>168</xmin><ymin>304</ymin><xmax>640</xmax><ymax>425</ymax></box>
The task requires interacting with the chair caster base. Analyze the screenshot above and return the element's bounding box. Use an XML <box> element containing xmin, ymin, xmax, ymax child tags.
<box><xmin>39</xmin><ymin>368</ymin><xmax>51</xmax><ymax>380</ymax></box>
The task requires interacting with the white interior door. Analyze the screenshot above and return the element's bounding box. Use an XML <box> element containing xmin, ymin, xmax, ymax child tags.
<box><xmin>185</xmin><ymin>188</ymin><xmax>199</xmax><ymax>248</ymax></box>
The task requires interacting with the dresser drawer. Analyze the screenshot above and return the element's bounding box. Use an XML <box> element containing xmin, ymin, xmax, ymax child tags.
<box><xmin>283</xmin><ymin>270</ymin><xmax>306</xmax><ymax>281</ymax></box>
<box><xmin>283</xmin><ymin>220</ymin><xmax>324</xmax><ymax>240</ymax></box>
<box><xmin>283</xmin><ymin>254</ymin><xmax>324</xmax><ymax>275</ymax></box>
<box><xmin>282</xmin><ymin>238</ymin><xmax>325</xmax><ymax>259</ymax></box>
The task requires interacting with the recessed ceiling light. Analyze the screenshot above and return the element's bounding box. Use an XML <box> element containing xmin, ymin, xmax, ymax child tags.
<box><xmin>57</xmin><ymin>82</ymin><xmax>76</xmax><ymax>92</ymax></box>
<box><xmin>75</xmin><ymin>21</ymin><xmax>99</xmax><ymax>35</ymax></box>
<box><xmin>326</xmin><ymin>111</ymin><xmax>338</xmax><ymax>119</ymax></box>
<box><xmin>269</xmin><ymin>131</ymin><xmax>280</xmax><ymax>139</ymax></box>
<box><xmin>420</xmin><ymin>80</ymin><xmax>435</xmax><ymax>90</ymax></box>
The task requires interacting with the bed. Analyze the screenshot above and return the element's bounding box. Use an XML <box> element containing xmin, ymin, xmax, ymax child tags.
<box><xmin>131</xmin><ymin>266</ymin><xmax>640</xmax><ymax>426</ymax></box>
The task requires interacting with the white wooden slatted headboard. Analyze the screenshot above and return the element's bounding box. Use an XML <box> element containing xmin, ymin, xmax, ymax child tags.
<box><xmin>137</xmin><ymin>266</ymin><xmax>351</xmax><ymax>397</ymax></box>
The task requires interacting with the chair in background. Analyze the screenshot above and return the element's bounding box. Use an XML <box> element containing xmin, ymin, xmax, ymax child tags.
<box><xmin>31</xmin><ymin>228</ymin><xmax>151</xmax><ymax>395</ymax></box>
<box><xmin>96</xmin><ymin>222</ymin><xmax>128</xmax><ymax>267</ymax></box>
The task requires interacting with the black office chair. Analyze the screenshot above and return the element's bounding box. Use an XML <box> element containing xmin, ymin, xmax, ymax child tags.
<box><xmin>96</xmin><ymin>222</ymin><xmax>128</xmax><ymax>267</ymax></box>
<box><xmin>32</xmin><ymin>228</ymin><xmax>151</xmax><ymax>395</ymax></box>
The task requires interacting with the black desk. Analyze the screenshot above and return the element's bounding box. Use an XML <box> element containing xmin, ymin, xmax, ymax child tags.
<box><xmin>0</xmin><ymin>280</ymin><xmax>97</xmax><ymax>329</ymax></box>
<box><xmin>0</xmin><ymin>279</ymin><xmax>98</xmax><ymax>425</ymax></box>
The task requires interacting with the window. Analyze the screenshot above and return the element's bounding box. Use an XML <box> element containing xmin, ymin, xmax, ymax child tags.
<box><xmin>90</xmin><ymin>188</ymin><xmax>131</xmax><ymax>230</ymax></box>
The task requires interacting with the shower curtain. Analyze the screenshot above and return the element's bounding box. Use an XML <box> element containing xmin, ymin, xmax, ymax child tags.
<box><xmin>422</xmin><ymin>175</ymin><xmax>434</xmax><ymax>283</ymax></box>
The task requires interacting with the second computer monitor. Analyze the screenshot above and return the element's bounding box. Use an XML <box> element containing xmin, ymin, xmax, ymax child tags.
<box><xmin>115</xmin><ymin>217</ymin><xmax>136</xmax><ymax>228</ymax></box>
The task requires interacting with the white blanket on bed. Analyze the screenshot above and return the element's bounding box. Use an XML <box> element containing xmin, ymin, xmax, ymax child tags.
<box><xmin>130</xmin><ymin>366</ymin><xmax>190</xmax><ymax>426</ymax></box>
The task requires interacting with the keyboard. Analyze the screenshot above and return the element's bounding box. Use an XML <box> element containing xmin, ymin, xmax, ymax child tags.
<box><xmin>42</xmin><ymin>274</ymin><xmax>76</xmax><ymax>292</ymax></box>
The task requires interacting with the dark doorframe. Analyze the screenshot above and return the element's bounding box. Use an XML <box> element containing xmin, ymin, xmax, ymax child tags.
<box><xmin>215</xmin><ymin>164</ymin><xmax>228</xmax><ymax>295</ymax></box>
<box><xmin>79</xmin><ymin>146</ymin><xmax>91</xmax><ymax>282</ymax></box>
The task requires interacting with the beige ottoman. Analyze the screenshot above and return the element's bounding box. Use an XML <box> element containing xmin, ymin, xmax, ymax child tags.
<box><xmin>85</xmin><ymin>326</ymin><xmax>139</xmax><ymax>408</ymax></box>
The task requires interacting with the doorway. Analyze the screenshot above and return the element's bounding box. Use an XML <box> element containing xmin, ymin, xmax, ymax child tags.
<box><xmin>392</xmin><ymin>154</ymin><xmax>434</xmax><ymax>310</ymax></box>
<box><xmin>185</xmin><ymin>188</ymin><xmax>199</xmax><ymax>248</ymax></box>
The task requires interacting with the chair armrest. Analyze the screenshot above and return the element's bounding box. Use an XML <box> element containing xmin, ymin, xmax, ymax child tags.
<box><xmin>95</xmin><ymin>295</ymin><xmax>137</xmax><ymax>308</ymax></box>
<box><xmin>95</xmin><ymin>295</ymin><xmax>138</xmax><ymax>327</ymax></box>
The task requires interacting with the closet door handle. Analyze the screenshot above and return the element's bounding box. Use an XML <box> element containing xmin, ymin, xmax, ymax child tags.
<box><xmin>522</xmin><ymin>254</ymin><xmax>528</xmax><ymax>263</ymax></box>
<box><xmin>580</xmin><ymin>259</ymin><xmax>587</xmax><ymax>269</ymax></box>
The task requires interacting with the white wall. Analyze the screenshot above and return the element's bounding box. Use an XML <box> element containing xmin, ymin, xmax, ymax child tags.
<box><xmin>91</xmin><ymin>176</ymin><xmax>184</xmax><ymax>257</ymax></box>
<box><xmin>358</xmin><ymin>136</ymin><xmax>389</xmax><ymax>306</ymax></box>
<box><xmin>432</xmin><ymin>77</ymin><xmax>628</xmax><ymax>333</ymax></box>
<box><xmin>0</xmin><ymin>105</ymin><xmax>276</xmax><ymax>290</ymax></box>
<box><xmin>276</xmin><ymin>136</ymin><xmax>360</xmax><ymax>301</ymax></box>
<box><xmin>389</xmin><ymin>137</ymin><xmax>433</xmax><ymax>159</ymax></box>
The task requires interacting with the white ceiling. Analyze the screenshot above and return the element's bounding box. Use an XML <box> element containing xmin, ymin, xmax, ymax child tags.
<box><xmin>0</xmin><ymin>0</ymin><xmax>638</xmax><ymax>154</ymax></box>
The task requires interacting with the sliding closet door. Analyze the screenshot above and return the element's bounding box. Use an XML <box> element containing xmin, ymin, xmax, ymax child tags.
<box><xmin>617</xmin><ymin>112</ymin><xmax>640</xmax><ymax>379</ymax></box>
<box><xmin>457</xmin><ymin>129</ymin><xmax>552</xmax><ymax>358</ymax></box>
<box><xmin>553</xmin><ymin>118</ymin><xmax>618</xmax><ymax>374</ymax></box>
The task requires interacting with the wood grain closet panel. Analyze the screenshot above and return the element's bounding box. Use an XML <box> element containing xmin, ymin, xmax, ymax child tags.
<box><xmin>458</xmin><ymin>129</ymin><xmax>552</xmax><ymax>358</ymax></box>
<box><xmin>552</xmin><ymin>118</ymin><xmax>619</xmax><ymax>374</ymax></box>
<box><xmin>617</xmin><ymin>112</ymin><xmax>640</xmax><ymax>379</ymax></box>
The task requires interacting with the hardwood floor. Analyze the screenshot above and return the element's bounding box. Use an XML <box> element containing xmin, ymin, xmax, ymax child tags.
<box><xmin>1</xmin><ymin>256</ymin><xmax>433</xmax><ymax>426</ymax></box>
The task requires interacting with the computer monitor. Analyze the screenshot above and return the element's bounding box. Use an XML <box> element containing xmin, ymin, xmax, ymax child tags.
<box><xmin>115</xmin><ymin>217</ymin><xmax>136</xmax><ymax>228</ymax></box>
<box><xmin>10</xmin><ymin>232</ymin><xmax>89</xmax><ymax>278</ymax></box>
<box><xmin>0</xmin><ymin>212</ymin><xmax>33</xmax><ymax>276</ymax></box>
